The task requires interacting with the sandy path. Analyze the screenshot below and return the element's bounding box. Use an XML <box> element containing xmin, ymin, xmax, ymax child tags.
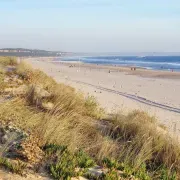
<box><xmin>27</xmin><ymin>58</ymin><xmax>180</xmax><ymax>135</ymax></box>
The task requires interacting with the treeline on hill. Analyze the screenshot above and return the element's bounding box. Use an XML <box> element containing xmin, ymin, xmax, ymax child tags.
<box><xmin>0</xmin><ymin>56</ymin><xmax>180</xmax><ymax>180</ymax></box>
<box><xmin>0</xmin><ymin>48</ymin><xmax>64</xmax><ymax>57</ymax></box>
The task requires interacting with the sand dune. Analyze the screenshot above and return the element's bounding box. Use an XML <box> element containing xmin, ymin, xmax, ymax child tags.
<box><xmin>28</xmin><ymin>58</ymin><xmax>180</xmax><ymax>136</ymax></box>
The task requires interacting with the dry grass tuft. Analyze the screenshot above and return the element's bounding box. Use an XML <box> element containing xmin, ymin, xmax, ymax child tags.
<box><xmin>16</xmin><ymin>61</ymin><xmax>34</xmax><ymax>81</ymax></box>
<box><xmin>84</xmin><ymin>96</ymin><xmax>104</xmax><ymax>119</ymax></box>
<box><xmin>0</xmin><ymin>98</ymin><xmax>114</xmax><ymax>161</ymax></box>
<box><xmin>107</xmin><ymin>110</ymin><xmax>180</xmax><ymax>174</ymax></box>
<box><xmin>16</xmin><ymin>61</ymin><xmax>104</xmax><ymax>119</ymax></box>
<box><xmin>0</xmin><ymin>65</ymin><xmax>5</xmax><ymax>74</ymax></box>
<box><xmin>0</xmin><ymin>66</ymin><xmax>7</xmax><ymax>92</ymax></box>
<box><xmin>0</xmin><ymin>56</ymin><xmax>17</xmax><ymax>66</ymax></box>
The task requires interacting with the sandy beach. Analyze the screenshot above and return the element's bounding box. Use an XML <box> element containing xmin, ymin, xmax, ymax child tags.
<box><xmin>28</xmin><ymin>57</ymin><xmax>180</xmax><ymax>135</ymax></box>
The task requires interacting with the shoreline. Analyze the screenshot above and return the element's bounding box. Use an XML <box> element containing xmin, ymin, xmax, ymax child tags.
<box><xmin>58</xmin><ymin>55</ymin><xmax>180</xmax><ymax>72</ymax></box>
<box><xmin>53</xmin><ymin>59</ymin><xmax>180</xmax><ymax>80</ymax></box>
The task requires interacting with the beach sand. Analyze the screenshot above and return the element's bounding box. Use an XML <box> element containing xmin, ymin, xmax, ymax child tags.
<box><xmin>28</xmin><ymin>58</ymin><xmax>180</xmax><ymax>136</ymax></box>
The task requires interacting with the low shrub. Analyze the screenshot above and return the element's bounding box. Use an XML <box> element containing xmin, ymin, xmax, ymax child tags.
<box><xmin>0</xmin><ymin>57</ymin><xmax>17</xmax><ymax>66</ymax></box>
<box><xmin>75</xmin><ymin>150</ymin><xmax>95</xmax><ymax>168</ymax></box>
<box><xmin>44</xmin><ymin>144</ymin><xmax>94</xmax><ymax>179</ymax></box>
<box><xmin>49</xmin><ymin>150</ymin><xmax>77</xmax><ymax>179</ymax></box>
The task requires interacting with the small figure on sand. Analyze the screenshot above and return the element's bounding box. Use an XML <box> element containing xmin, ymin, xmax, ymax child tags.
<box><xmin>131</xmin><ymin>67</ymin><xmax>136</xmax><ymax>71</ymax></box>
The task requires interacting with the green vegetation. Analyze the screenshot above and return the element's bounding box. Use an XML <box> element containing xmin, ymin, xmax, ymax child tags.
<box><xmin>43</xmin><ymin>144</ymin><xmax>94</xmax><ymax>179</ymax></box>
<box><xmin>0</xmin><ymin>158</ymin><xmax>27</xmax><ymax>175</ymax></box>
<box><xmin>0</xmin><ymin>57</ymin><xmax>180</xmax><ymax>179</ymax></box>
<box><xmin>75</xmin><ymin>150</ymin><xmax>95</xmax><ymax>168</ymax></box>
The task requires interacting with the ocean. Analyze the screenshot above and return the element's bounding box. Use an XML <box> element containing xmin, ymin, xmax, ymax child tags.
<box><xmin>61</xmin><ymin>56</ymin><xmax>180</xmax><ymax>71</ymax></box>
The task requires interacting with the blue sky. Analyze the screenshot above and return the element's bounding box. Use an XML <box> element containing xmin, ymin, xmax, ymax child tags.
<box><xmin>0</xmin><ymin>0</ymin><xmax>180</xmax><ymax>52</ymax></box>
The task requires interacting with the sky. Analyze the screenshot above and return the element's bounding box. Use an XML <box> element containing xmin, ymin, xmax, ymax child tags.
<box><xmin>0</xmin><ymin>0</ymin><xmax>180</xmax><ymax>53</ymax></box>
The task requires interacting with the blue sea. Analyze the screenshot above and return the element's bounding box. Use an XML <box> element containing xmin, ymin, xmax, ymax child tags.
<box><xmin>61</xmin><ymin>56</ymin><xmax>180</xmax><ymax>71</ymax></box>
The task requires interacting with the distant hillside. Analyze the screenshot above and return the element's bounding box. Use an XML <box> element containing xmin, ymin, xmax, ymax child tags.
<box><xmin>0</xmin><ymin>48</ymin><xmax>68</xmax><ymax>57</ymax></box>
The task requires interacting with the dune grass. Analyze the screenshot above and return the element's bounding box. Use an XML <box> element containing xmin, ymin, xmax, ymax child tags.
<box><xmin>16</xmin><ymin>61</ymin><xmax>104</xmax><ymax>119</ymax></box>
<box><xmin>0</xmin><ymin>66</ymin><xmax>7</xmax><ymax>92</ymax></box>
<box><xmin>0</xmin><ymin>66</ymin><xmax>5</xmax><ymax>82</ymax></box>
<box><xmin>0</xmin><ymin>56</ymin><xmax>17</xmax><ymax>91</ymax></box>
<box><xmin>105</xmin><ymin>111</ymin><xmax>180</xmax><ymax>178</ymax></box>
<box><xmin>0</xmin><ymin>60</ymin><xmax>180</xmax><ymax>179</ymax></box>
<box><xmin>0</xmin><ymin>56</ymin><xmax>17</xmax><ymax>66</ymax></box>
<box><xmin>0</xmin><ymin>65</ymin><xmax>5</xmax><ymax>74</ymax></box>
